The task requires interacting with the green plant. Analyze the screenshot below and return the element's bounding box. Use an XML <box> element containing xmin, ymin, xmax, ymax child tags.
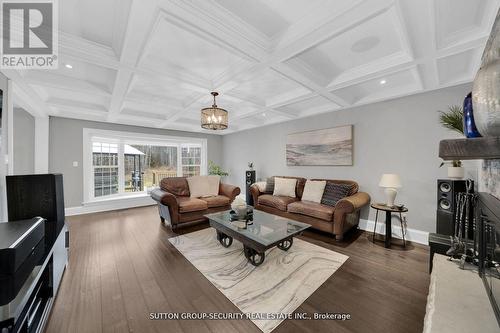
<box><xmin>439</xmin><ymin>160</ymin><xmax>462</xmax><ymax>168</ymax></box>
<box><xmin>438</xmin><ymin>105</ymin><xmax>464</xmax><ymax>135</ymax></box>
<box><xmin>208</xmin><ymin>161</ymin><xmax>229</xmax><ymax>177</ymax></box>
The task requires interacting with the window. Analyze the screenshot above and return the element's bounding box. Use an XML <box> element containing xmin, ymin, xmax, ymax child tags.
<box><xmin>92</xmin><ymin>142</ymin><xmax>119</xmax><ymax>197</ymax></box>
<box><xmin>83</xmin><ymin>129</ymin><xmax>207</xmax><ymax>202</ymax></box>
<box><xmin>181</xmin><ymin>145</ymin><xmax>201</xmax><ymax>177</ymax></box>
<box><xmin>123</xmin><ymin>144</ymin><xmax>178</xmax><ymax>192</ymax></box>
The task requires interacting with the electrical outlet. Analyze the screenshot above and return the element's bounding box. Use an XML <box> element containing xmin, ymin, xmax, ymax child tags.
<box><xmin>72</xmin><ymin>161</ymin><xmax>79</xmax><ymax>167</ymax></box>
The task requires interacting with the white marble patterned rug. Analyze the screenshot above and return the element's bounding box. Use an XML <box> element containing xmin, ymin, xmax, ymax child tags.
<box><xmin>169</xmin><ymin>228</ymin><xmax>348</xmax><ymax>333</ymax></box>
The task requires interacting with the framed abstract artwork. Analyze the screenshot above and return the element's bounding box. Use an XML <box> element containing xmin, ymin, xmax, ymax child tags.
<box><xmin>286</xmin><ymin>125</ymin><xmax>353</xmax><ymax>166</ymax></box>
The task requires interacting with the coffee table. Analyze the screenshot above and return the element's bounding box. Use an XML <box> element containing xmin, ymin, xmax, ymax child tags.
<box><xmin>205</xmin><ymin>209</ymin><xmax>310</xmax><ymax>266</ymax></box>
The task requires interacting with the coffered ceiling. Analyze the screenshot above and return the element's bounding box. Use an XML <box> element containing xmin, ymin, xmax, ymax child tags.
<box><xmin>4</xmin><ymin>0</ymin><xmax>499</xmax><ymax>134</ymax></box>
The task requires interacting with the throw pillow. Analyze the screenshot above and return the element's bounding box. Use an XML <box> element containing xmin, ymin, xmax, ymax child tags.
<box><xmin>187</xmin><ymin>175</ymin><xmax>220</xmax><ymax>198</ymax></box>
<box><xmin>254</xmin><ymin>181</ymin><xmax>267</xmax><ymax>192</ymax></box>
<box><xmin>206</xmin><ymin>175</ymin><xmax>221</xmax><ymax>196</ymax></box>
<box><xmin>301</xmin><ymin>180</ymin><xmax>327</xmax><ymax>203</ymax></box>
<box><xmin>264</xmin><ymin>177</ymin><xmax>275</xmax><ymax>193</ymax></box>
<box><xmin>321</xmin><ymin>183</ymin><xmax>355</xmax><ymax>206</ymax></box>
<box><xmin>273</xmin><ymin>177</ymin><xmax>297</xmax><ymax>197</ymax></box>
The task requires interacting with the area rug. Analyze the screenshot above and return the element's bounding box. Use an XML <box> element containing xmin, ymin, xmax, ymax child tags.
<box><xmin>169</xmin><ymin>228</ymin><xmax>348</xmax><ymax>333</ymax></box>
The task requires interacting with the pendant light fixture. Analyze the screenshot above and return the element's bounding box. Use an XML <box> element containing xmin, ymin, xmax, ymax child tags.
<box><xmin>201</xmin><ymin>92</ymin><xmax>228</xmax><ymax>130</ymax></box>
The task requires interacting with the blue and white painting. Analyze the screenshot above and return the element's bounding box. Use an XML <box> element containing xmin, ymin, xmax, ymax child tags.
<box><xmin>286</xmin><ymin>125</ymin><xmax>353</xmax><ymax>166</ymax></box>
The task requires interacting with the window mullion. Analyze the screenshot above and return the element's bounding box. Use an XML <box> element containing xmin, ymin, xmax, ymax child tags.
<box><xmin>118</xmin><ymin>142</ymin><xmax>125</xmax><ymax>194</ymax></box>
<box><xmin>177</xmin><ymin>144</ymin><xmax>182</xmax><ymax>177</ymax></box>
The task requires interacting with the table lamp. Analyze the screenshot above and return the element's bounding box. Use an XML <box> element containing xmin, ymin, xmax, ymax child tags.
<box><xmin>379</xmin><ymin>174</ymin><xmax>402</xmax><ymax>207</ymax></box>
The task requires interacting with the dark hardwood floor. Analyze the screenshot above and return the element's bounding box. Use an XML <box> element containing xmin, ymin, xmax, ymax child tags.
<box><xmin>44</xmin><ymin>206</ymin><xmax>430</xmax><ymax>333</ymax></box>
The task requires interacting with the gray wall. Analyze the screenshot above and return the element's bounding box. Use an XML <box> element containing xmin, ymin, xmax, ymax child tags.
<box><xmin>49</xmin><ymin>117</ymin><xmax>223</xmax><ymax>207</ymax></box>
<box><xmin>222</xmin><ymin>84</ymin><xmax>477</xmax><ymax>233</ymax></box>
<box><xmin>13</xmin><ymin>107</ymin><xmax>35</xmax><ymax>174</ymax></box>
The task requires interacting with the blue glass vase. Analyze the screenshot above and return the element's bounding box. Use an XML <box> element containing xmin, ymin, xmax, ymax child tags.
<box><xmin>463</xmin><ymin>92</ymin><xmax>481</xmax><ymax>138</ymax></box>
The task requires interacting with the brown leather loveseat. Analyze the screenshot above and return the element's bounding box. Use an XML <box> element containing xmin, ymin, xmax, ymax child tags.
<box><xmin>250</xmin><ymin>176</ymin><xmax>370</xmax><ymax>240</ymax></box>
<box><xmin>151</xmin><ymin>177</ymin><xmax>240</xmax><ymax>230</ymax></box>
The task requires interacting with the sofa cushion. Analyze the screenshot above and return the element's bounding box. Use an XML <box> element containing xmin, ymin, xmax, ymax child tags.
<box><xmin>301</xmin><ymin>180</ymin><xmax>327</xmax><ymax>203</ymax></box>
<box><xmin>321</xmin><ymin>183</ymin><xmax>355</xmax><ymax>206</ymax></box>
<box><xmin>160</xmin><ymin>177</ymin><xmax>190</xmax><ymax>196</ymax></box>
<box><xmin>264</xmin><ymin>177</ymin><xmax>275</xmax><ymax>193</ymax></box>
<box><xmin>312</xmin><ymin>179</ymin><xmax>358</xmax><ymax>196</ymax></box>
<box><xmin>177</xmin><ymin>197</ymin><xmax>208</xmax><ymax>213</ymax></box>
<box><xmin>187</xmin><ymin>175</ymin><xmax>220</xmax><ymax>198</ymax></box>
<box><xmin>270</xmin><ymin>176</ymin><xmax>307</xmax><ymax>198</ymax></box>
<box><xmin>273</xmin><ymin>177</ymin><xmax>297</xmax><ymax>197</ymax></box>
<box><xmin>287</xmin><ymin>201</ymin><xmax>335</xmax><ymax>221</ymax></box>
<box><xmin>258</xmin><ymin>194</ymin><xmax>299</xmax><ymax>211</ymax></box>
<box><xmin>200</xmin><ymin>195</ymin><xmax>230</xmax><ymax>208</ymax></box>
<box><xmin>253</xmin><ymin>181</ymin><xmax>267</xmax><ymax>192</ymax></box>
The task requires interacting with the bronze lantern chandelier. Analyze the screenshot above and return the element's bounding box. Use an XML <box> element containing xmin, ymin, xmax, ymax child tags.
<box><xmin>201</xmin><ymin>92</ymin><xmax>228</xmax><ymax>130</ymax></box>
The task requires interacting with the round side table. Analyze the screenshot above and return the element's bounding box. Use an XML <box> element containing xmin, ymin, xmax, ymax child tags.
<box><xmin>370</xmin><ymin>203</ymin><xmax>408</xmax><ymax>248</ymax></box>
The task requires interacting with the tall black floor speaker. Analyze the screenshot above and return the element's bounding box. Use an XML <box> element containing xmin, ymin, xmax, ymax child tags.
<box><xmin>246</xmin><ymin>170</ymin><xmax>256</xmax><ymax>206</ymax></box>
<box><xmin>6</xmin><ymin>174</ymin><xmax>65</xmax><ymax>250</ymax></box>
<box><xmin>436</xmin><ymin>179</ymin><xmax>473</xmax><ymax>237</ymax></box>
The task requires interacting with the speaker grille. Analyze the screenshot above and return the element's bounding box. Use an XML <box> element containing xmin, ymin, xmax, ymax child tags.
<box><xmin>435</xmin><ymin>179</ymin><xmax>473</xmax><ymax>236</ymax></box>
<box><xmin>245</xmin><ymin>170</ymin><xmax>256</xmax><ymax>206</ymax></box>
<box><xmin>439</xmin><ymin>182</ymin><xmax>451</xmax><ymax>193</ymax></box>
<box><xmin>439</xmin><ymin>199</ymin><xmax>451</xmax><ymax>210</ymax></box>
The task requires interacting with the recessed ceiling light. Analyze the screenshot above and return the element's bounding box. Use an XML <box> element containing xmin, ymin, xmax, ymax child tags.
<box><xmin>351</xmin><ymin>36</ymin><xmax>380</xmax><ymax>53</ymax></box>
<box><xmin>262</xmin><ymin>112</ymin><xmax>266</xmax><ymax>117</ymax></box>
<box><xmin>380</xmin><ymin>79</ymin><xmax>387</xmax><ymax>85</ymax></box>
<box><xmin>65</xmin><ymin>64</ymin><xmax>73</xmax><ymax>69</ymax></box>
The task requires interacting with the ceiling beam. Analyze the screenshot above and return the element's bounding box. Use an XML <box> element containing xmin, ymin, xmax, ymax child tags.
<box><xmin>272</xmin><ymin>63</ymin><xmax>350</xmax><ymax>107</ymax></box>
<box><xmin>107</xmin><ymin>0</ymin><xmax>160</xmax><ymax>121</ymax></box>
<box><xmin>2</xmin><ymin>70</ymin><xmax>50</xmax><ymax>117</ymax></box>
<box><xmin>25</xmin><ymin>75</ymin><xmax>112</xmax><ymax>97</ymax></box>
<box><xmin>158</xmin><ymin>93</ymin><xmax>207</xmax><ymax>126</ymax></box>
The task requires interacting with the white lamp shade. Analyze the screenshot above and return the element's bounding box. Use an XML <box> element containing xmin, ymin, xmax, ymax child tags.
<box><xmin>379</xmin><ymin>174</ymin><xmax>402</xmax><ymax>188</ymax></box>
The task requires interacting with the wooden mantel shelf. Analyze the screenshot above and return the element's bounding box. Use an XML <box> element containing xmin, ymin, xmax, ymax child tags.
<box><xmin>439</xmin><ymin>137</ymin><xmax>500</xmax><ymax>160</ymax></box>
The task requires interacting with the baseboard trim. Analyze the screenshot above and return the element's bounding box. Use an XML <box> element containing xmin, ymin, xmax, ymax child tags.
<box><xmin>65</xmin><ymin>196</ymin><xmax>156</xmax><ymax>216</ymax></box>
<box><xmin>358</xmin><ymin>219</ymin><xmax>429</xmax><ymax>245</ymax></box>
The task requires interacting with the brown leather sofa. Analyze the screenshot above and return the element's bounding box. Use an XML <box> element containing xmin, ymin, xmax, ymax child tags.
<box><xmin>250</xmin><ymin>176</ymin><xmax>370</xmax><ymax>240</ymax></box>
<box><xmin>151</xmin><ymin>177</ymin><xmax>240</xmax><ymax>230</ymax></box>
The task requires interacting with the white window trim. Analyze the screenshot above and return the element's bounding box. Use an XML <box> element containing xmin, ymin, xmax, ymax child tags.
<box><xmin>82</xmin><ymin>128</ymin><xmax>208</xmax><ymax>204</ymax></box>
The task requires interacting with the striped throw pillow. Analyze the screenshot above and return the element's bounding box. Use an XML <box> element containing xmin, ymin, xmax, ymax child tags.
<box><xmin>321</xmin><ymin>183</ymin><xmax>355</xmax><ymax>206</ymax></box>
<box><xmin>264</xmin><ymin>177</ymin><xmax>275</xmax><ymax>193</ymax></box>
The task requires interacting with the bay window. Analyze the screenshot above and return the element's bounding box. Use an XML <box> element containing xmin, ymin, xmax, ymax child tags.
<box><xmin>83</xmin><ymin>129</ymin><xmax>207</xmax><ymax>202</ymax></box>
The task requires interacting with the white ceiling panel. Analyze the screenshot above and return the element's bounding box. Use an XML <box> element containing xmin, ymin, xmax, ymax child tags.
<box><xmin>176</xmin><ymin>117</ymin><xmax>200</xmax><ymax>126</ymax></box>
<box><xmin>435</xmin><ymin>0</ymin><xmax>498</xmax><ymax>49</ymax></box>
<box><xmin>276</xmin><ymin>95</ymin><xmax>339</xmax><ymax>117</ymax></box>
<box><xmin>120</xmin><ymin>108</ymin><xmax>168</xmax><ymax>121</ymax></box>
<box><xmin>213</xmin><ymin>0</ymin><xmax>331</xmax><ymax>38</ymax></box>
<box><xmin>331</xmin><ymin>68</ymin><xmax>422</xmax><ymax>105</ymax></box>
<box><xmin>243</xmin><ymin>112</ymin><xmax>290</xmax><ymax>127</ymax></box>
<box><xmin>139</xmin><ymin>16</ymin><xmax>253</xmax><ymax>82</ymax></box>
<box><xmin>228</xmin><ymin>69</ymin><xmax>310</xmax><ymax>106</ymax></box>
<box><xmin>37</xmin><ymin>86</ymin><xmax>110</xmax><ymax>109</ymax></box>
<box><xmin>60</xmin><ymin>0</ymin><xmax>132</xmax><ymax>54</ymax></box>
<box><xmin>436</xmin><ymin>48</ymin><xmax>482</xmax><ymax>85</ymax></box>
<box><xmin>190</xmin><ymin>95</ymin><xmax>258</xmax><ymax>118</ymax></box>
<box><xmin>127</xmin><ymin>74</ymin><xmax>199</xmax><ymax>107</ymax></box>
<box><xmin>23</xmin><ymin>58</ymin><xmax>117</xmax><ymax>94</ymax></box>
<box><xmin>287</xmin><ymin>6</ymin><xmax>412</xmax><ymax>86</ymax></box>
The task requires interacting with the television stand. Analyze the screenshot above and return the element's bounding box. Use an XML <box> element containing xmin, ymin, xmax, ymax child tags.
<box><xmin>0</xmin><ymin>225</ymin><xmax>68</xmax><ymax>333</ymax></box>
